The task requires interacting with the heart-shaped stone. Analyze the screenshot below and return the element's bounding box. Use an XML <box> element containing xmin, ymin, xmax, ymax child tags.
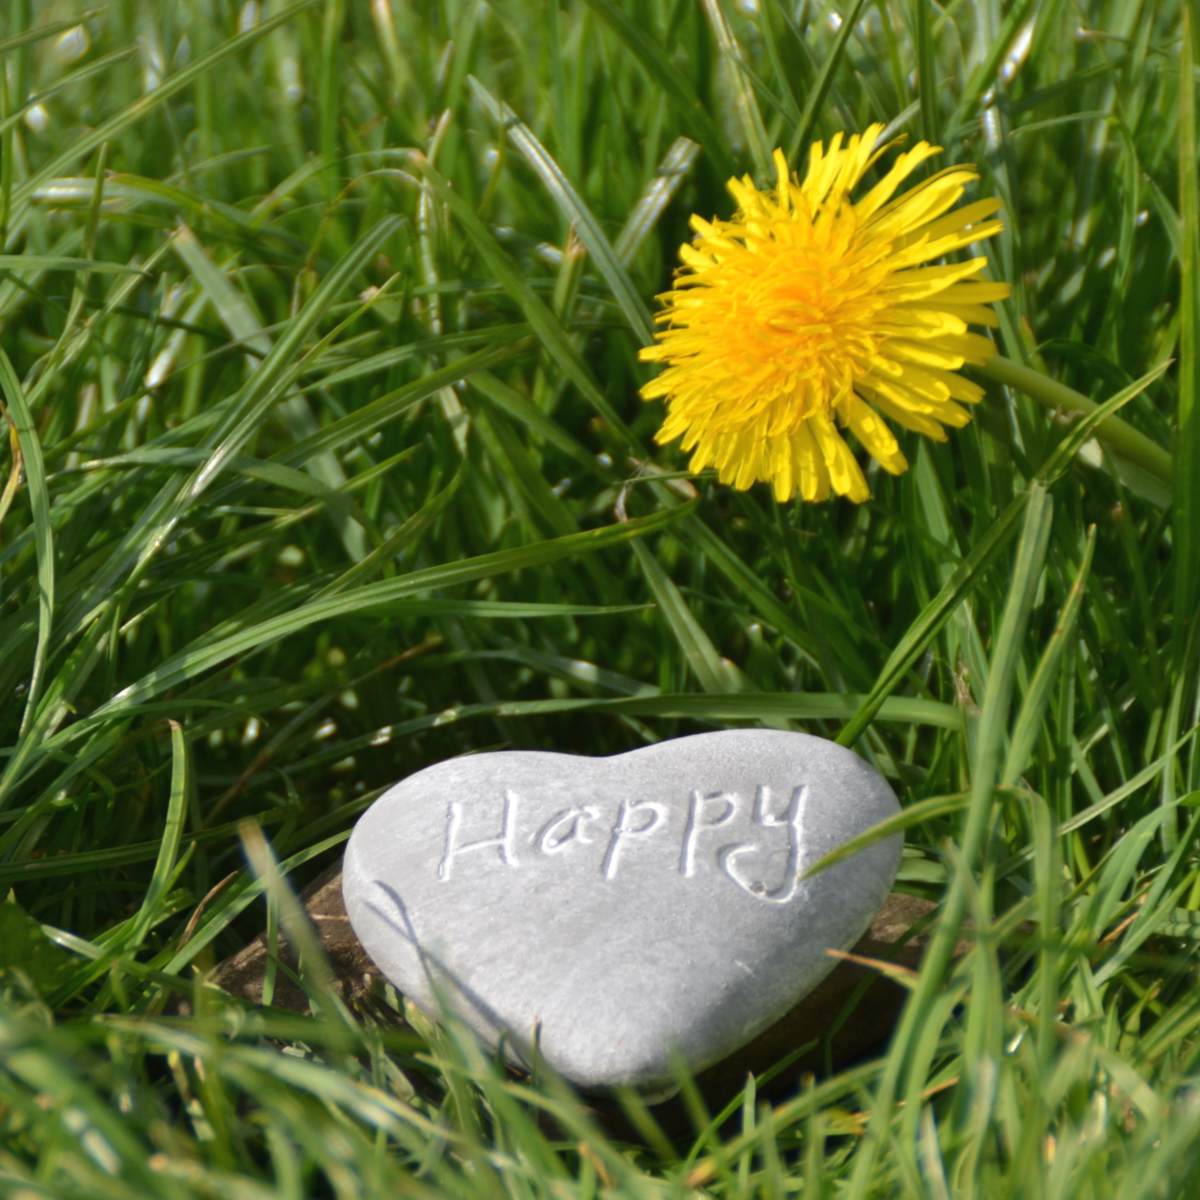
<box><xmin>342</xmin><ymin>729</ymin><xmax>901</xmax><ymax>1089</ymax></box>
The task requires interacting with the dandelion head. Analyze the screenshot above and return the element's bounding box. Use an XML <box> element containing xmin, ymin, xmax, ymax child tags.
<box><xmin>639</xmin><ymin>125</ymin><xmax>1010</xmax><ymax>502</ymax></box>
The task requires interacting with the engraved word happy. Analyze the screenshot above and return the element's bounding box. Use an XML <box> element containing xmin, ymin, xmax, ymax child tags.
<box><xmin>435</xmin><ymin>784</ymin><xmax>809</xmax><ymax>904</ymax></box>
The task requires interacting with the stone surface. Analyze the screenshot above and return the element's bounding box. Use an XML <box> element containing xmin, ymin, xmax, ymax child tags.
<box><xmin>341</xmin><ymin>730</ymin><xmax>902</xmax><ymax>1090</ymax></box>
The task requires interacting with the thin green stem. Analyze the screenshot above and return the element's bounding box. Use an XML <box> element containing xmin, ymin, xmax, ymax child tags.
<box><xmin>981</xmin><ymin>354</ymin><xmax>1173</xmax><ymax>487</ymax></box>
<box><xmin>848</xmin><ymin>485</ymin><xmax>1055</xmax><ymax>1195</ymax></box>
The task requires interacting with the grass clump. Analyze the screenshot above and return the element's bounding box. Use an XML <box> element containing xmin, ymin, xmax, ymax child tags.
<box><xmin>1</xmin><ymin>2</ymin><xmax>1198</xmax><ymax>1196</ymax></box>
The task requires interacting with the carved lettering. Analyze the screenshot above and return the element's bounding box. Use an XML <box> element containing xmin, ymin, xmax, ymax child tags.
<box><xmin>433</xmin><ymin>783</ymin><xmax>809</xmax><ymax>904</ymax></box>
<box><xmin>600</xmin><ymin>798</ymin><xmax>669</xmax><ymax>880</ymax></box>
<box><xmin>531</xmin><ymin>805</ymin><xmax>601</xmax><ymax>854</ymax></box>
<box><xmin>678</xmin><ymin>789</ymin><xmax>736</xmax><ymax>877</ymax></box>
<box><xmin>436</xmin><ymin>789</ymin><xmax>520</xmax><ymax>881</ymax></box>
<box><xmin>718</xmin><ymin>784</ymin><xmax>807</xmax><ymax>903</ymax></box>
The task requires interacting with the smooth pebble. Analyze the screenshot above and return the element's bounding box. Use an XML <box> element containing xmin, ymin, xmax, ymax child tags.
<box><xmin>342</xmin><ymin>729</ymin><xmax>901</xmax><ymax>1089</ymax></box>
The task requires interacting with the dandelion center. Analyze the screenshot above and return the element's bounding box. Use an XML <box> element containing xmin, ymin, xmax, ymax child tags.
<box><xmin>728</xmin><ymin>219</ymin><xmax>891</xmax><ymax>421</ymax></box>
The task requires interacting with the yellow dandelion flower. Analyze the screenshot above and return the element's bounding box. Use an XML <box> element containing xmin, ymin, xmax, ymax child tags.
<box><xmin>639</xmin><ymin>124</ymin><xmax>1011</xmax><ymax>503</ymax></box>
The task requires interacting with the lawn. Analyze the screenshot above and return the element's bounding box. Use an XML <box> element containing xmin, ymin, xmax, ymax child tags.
<box><xmin>1</xmin><ymin>1</ymin><xmax>1198</xmax><ymax>1196</ymax></box>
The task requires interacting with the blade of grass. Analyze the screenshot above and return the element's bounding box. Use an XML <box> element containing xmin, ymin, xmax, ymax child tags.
<box><xmin>752</xmin><ymin>1</ymin><xmax>803</xmax><ymax>126</ymax></box>
<box><xmin>0</xmin><ymin>401</ymin><xmax>21</xmax><ymax>530</ymax></box>
<box><xmin>6</xmin><ymin>0</ymin><xmax>321</xmax><ymax>239</ymax></box>
<box><xmin>850</xmin><ymin>483</ymin><xmax>1054</xmax><ymax>1195</ymax></box>
<box><xmin>408</xmin><ymin>154</ymin><xmax>643</xmax><ymax>452</ymax></box>
<box><xmin>787</xmin><ymin>0</ymin><xmax>870</xmax><ymax>161</ymax></box>
<box><xmin>946</xmin><ymin>0</ymin><xmax>1040</xmax><ymax>143</ymax></box>
<box><xmin>59</xmin><ymin>215</ymin><xmax>403</xmax><ymax>641</ymax></box>
<box><xmin>0</xmin><ymin>350</ymin><xmax>53</xmax><ymax>736</ymax></box>
<box><xmin>678</xmin><ymin>513</ymin><xmax>869</xmax><ymax>679</ymax></box>
<box><xmin>1174</xmin><ymin>8</ymin><xmax>1199</xmax><ymax>645</ymax></box>
<box><xmin>699</xmin><ymin>0</ymin><xmax>772</xmax><ymax>175</ymax></box>
<box><xmin>124</xmin><ymin>719</ymin><xmax>191</xmax><ymax>951</ymax></box>
<box><xmin>276</xmin><ymin>342</ymin><xmax>530</xmax><ymax>469</ymax></box>
<box><xmin>613</xmin><ymin>136</ymin><xmax>700</xmax><ymax>265</ymax></box>
<box><xmin>842</xmin><ymin>357</ymin><xmax>1173</xmax><ymax>750</ymax></box>
<box><xmin>468</xmin><ymin>369</ymin><xmax>608</xmax><ymax>476</ymax></box>
<box><xmin>170</xmin><ymin>221</ymin><xmax>362</xmax><ymax>556</ymax></box>
<box><xmin>631</xmin><ymin>539</ymin><xmax>740</xmax><ymax>693</ymax></box>
<box><xmin>239</xmin><ymin>821</ymin><xmax>354</xmax><ymax>1032</ymax></box>
<box><xmin>802</xmin><ymin>791</ymin><xmax>971</xmax><ymax>880</ymax></box>
<box><xmin>1094</xmin><ymin>808</ymin><xmax>1200</xmax><ymax>986</ymax></box>
<box><xmin>469</xmin><ymin>76</ymin><xmax>654</xmax><ymax>344</ymax></box>
<box><xmin>78</xmin><ymin>506</ymin><xmax>691</xmax><ymax>725</ymax></box>
<box><xmin>475</xmin><ymin>691</ymin><xmax>958</xmax><ymax>728</ymax></box>
<box><xmin>578</xmin><ymin>0</ymin><xmax>735</xmax><ymax>178</ymax></box>
<box><xmin>0</xmin><ymin>45</ymin><xmax>10</xmax><ymax>251</ymax></box>
<box><xmin>0</xmin><ymin>254</ymin><xmax>144</xmax><ymax>273</ymax></box>
<box><xmin>837</xmin><ymin>491</ymin><xmax>1027</xmax><ymax>748</ymax></box>
<box><xmin>0</xmin><ymin>10</ymin><xmax>105</xmax><ymax>57</ymax></box>
<box><xmin>0</xmin><ymin>48</ymin><xmax>139</xmax><ymax>143</ymax></box>
<box><xmin>913</xmin><ymin>0</ymin><xmax>940</xmax><ymax>144</ymax></box>
<box><xmin>1001</xmin><ymin>525</ymin><xmax>1096</xmax><ymax>787</ymax></box>
<box><xmin>2</xmin><ymin>689</ymin><xmax>961</xmax><ymax>829</ymax></box>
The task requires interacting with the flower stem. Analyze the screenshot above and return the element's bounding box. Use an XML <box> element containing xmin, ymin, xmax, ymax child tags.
<box><xmin>980</xmin><ymin>354</ymin><xmax>1173</xmax><ymax>488</ymax></box>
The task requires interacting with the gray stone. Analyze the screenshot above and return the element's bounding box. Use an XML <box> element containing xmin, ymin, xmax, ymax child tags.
<box><xmin>342</xmin><ymin>729</ymin><xmax>901</xmax><ymax>1090</ymax></box>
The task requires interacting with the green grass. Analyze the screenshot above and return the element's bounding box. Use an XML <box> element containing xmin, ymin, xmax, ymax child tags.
<box><xmin>1</xmin><ymin>1</ymin><xmax>1198</xmax><ymax>1195</ymax></box>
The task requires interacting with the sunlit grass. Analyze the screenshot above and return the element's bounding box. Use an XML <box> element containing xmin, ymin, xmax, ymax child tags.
<box><xmin>1</xmin><ymin>2</ymin><xmax>1197</xmax><ymax>1196</ymax></box>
